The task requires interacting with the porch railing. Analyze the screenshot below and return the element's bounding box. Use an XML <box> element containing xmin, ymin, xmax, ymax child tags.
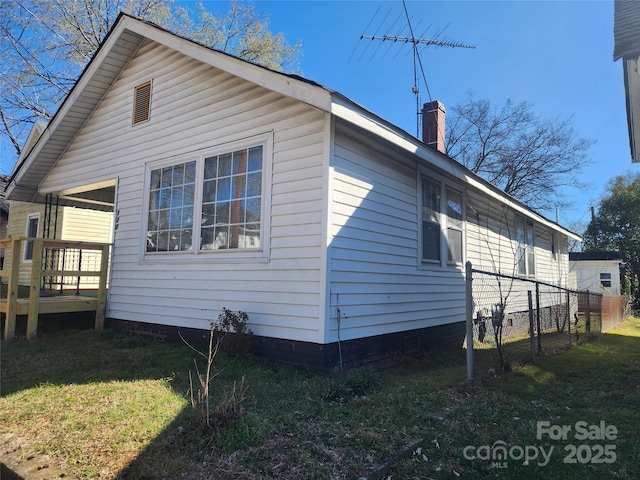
<box><xmin>1</xmin><ymin>237</ymin><xmax>110</xmax><ymax>339</ymax></box>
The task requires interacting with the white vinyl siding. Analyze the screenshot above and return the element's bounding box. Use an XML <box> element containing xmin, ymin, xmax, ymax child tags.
<box><xmin>40</xmin><ymin>40</ymin><xmax>327</xmax><ymax>343</ymax></box>
<box><xmin>465</xmin><ymin>188</ymin><xmax>567</xmax><ymax>284</ymax></box>
<box><xmin>61</xmin><ymin>208</ymin><xmax>113</xmax><ymax>243</ymax></box>
<box><xmin>328</xmin><ymin>126</ymin><xmax>465</xmax><ymax>342</ymax></box>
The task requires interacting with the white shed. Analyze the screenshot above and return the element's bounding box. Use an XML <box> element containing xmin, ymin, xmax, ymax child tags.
<box><xmin>6</xmin><ymin>14</ymin><xmax>580</xmax><ymax>369</ymax></box>
<box><xmin>569</xmin><ymin>252</ymin><xmax>623</xmax><ymax>295</ymax></box>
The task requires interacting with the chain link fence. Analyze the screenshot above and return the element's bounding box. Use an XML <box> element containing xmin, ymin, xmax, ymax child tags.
<box><xmin>466</xmin><ymin>262</ymin><xmax>628</xmax><ymax>379</ymax></box>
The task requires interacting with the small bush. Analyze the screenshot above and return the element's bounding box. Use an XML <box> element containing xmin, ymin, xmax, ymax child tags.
<box><xmin>213</xmin><ymin>375</ymin><xmax>249</xmax><ymax>427</ymax></box>
<box><xmin>214</xmin><ymin>308</ymin><xmax>253</xmax><ymax>357</ymax></box>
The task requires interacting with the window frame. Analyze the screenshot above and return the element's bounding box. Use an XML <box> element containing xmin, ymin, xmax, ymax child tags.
<box><xmin>140</xmin><ymin>133</ymin><xmax>272</xmax><ymax>262</ymax></box>
<box><xmin>515</xmin><ymin>215</ymin><xmax>536</xmax><ymax>277</ymax></box>
<box><xmin>551</xmin><ymin>231</ymin><xmax>559</xmax><ymax>262</ymax></box>
<box><xmin>418</xmin><ymin>172</ymin><xmax>465</xmax><ymax>268</ymax></box>
<box><xmin>24</xmin><ymin>212</ymin><xmax>40</xmax><ymax>262</ymax></box>
<box><xmin>600</xmin><ymin>272</ymin><xmax>612</xmax><ymax>288</ymax></box>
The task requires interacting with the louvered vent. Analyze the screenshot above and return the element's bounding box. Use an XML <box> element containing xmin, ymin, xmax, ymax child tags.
<box><xmin>132</xmin><ymin>81</ymin><xmax>151</xmax><ymax>125</ymax></box>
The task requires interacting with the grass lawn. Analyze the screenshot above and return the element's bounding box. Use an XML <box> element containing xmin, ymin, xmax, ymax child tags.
<box><xmin>1</xmin><ymin>318</ymin><xmax>640</xmax><ymax>479</ymax></box>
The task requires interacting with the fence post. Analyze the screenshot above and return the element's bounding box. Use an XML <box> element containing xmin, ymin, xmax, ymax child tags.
<box><xmin>566</xmin><ymin>290</ymin><xmax>572</xmax><ymax>346</ymax></box>
<box><xmin>586</xmin><ymin>292</ymin><xmax>591</xmax><ymax>335</ymax></box>
<box><xmin>465</xmin><ymin>261</ymin><xmax>474</xmax><ymax>382</ymax></box>
<box><xmin>4</xmin><ymin>238</ymin><xmax>22</xmax><ymax>340</ymax></box>
<box><xmin>528</xmin><ymin>290</ymin><xmax>537</xmax><ymax>364</ymax></box>
<box><xmin>26</xmin><ymin>238</ymin><xmax>43</xmax><ymax>340</ymax></box>
<box><xmin>536</xmin><ymin>282</ymin><xmax>542</xmax><ymax>354</ymax></box>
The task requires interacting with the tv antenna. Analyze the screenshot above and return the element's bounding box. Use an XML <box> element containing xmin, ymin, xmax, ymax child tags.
<box><xmin>354</xmin><ymin>0</ymin><xmax>475</xmax><ymax>137</ymax></box>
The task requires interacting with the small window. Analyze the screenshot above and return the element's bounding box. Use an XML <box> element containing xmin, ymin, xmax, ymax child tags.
<box><xmin>516</xmin><ymin>216</ymin><xmax>535</xmax><ymax>276</ymax></box>
<box><xmin>420</xmin><ymin>175</ymin><xmax>465</xmax><ymax>266</ymax></box>
<box><xmin>551</xmin><ymin>232</ymin><xmax>558</xmax><ymax>261</ymax></box>
<box><xmin>600</xmin><ymin>273</ymin><xmax>612</xmax><ymax>288</ymax></box>
<box><xmin>133</xmin><ymin>81</ymin><xmax>152</xmax><ymax>125</ymax></box>
<box><xmin>446</xmin><ymin>187</ymin><xmax>463</xmax><ymax>263</ymax></box>
<box><xmin>24</xmin><ymin>213</ymin><xmax>39</xmax><ymax>261</ymax></box>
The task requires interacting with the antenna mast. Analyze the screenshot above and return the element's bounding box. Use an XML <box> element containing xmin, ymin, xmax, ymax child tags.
<box><xmin>357</xmin><ymin>1</ymin><xmax>475</xmax><ymax>137</ymax></box>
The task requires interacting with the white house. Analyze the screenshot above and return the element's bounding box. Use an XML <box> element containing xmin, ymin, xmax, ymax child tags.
<box><xmin>5</xmin><ymin>14</ymin><xmax>580</xmax><ymax>369</ymax></box>
<box><xmin>569</xmin><ymin>252</ymin><xmax>623</xmax><ymax>295</ymax></box>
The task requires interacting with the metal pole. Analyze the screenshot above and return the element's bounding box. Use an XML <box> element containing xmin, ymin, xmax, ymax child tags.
<box><xmin>528</xmin><ymin>290</ymin><xmax>537</xmax><ymax>364</ymax></box>
<box><xmin>567</xmin><ymin>290</ymin><xmax>572</xmax><ymax>346</ymax></box>
<box><xmin>536</xmin><ymin>282</ymin><xmax>542</xmax><ymax>354</ymax></box>
<box><xmin>465</xmin><ymin>261</ymin><xmax>474</xmax><ymax>382</ymax></box>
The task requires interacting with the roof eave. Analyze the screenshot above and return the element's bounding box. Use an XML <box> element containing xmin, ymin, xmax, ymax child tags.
<box><xmin>6</xmin><ymin>13</ymin><xmax>333</xmax><ymax>203</ymax></box>
<box><xmin>329</xmin><ymin>92</ymin><xmax>582</xmax><ymax>241</ymax></box>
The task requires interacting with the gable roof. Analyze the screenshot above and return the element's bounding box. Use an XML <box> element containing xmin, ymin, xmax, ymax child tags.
<box><xmin>6</xmin><ymin>13</ymin><xmax>581</xmax><ymax>240</ymax></box>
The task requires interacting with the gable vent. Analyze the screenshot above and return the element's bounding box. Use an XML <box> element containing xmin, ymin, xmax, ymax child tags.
<box><xmin>132</xmin><ymin>81</ymin><xmax>151</xmax><ymax>125</ymax></box>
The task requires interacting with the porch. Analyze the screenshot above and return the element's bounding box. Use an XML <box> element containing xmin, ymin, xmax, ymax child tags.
<box><xmin>1</xmin><ymin>237</ymin><xmax>110</xmax><ymax>339</ymax></box>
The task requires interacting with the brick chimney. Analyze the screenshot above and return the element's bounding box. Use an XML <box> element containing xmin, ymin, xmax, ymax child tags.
<box><xmin>422</xmin><ymin>100</ymin><xmax>446</xmax><ymax>153</ymax></box>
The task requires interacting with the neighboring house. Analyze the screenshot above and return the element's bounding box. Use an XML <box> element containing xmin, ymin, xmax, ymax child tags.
<box><xmin>5</xmin><ymin>14</ymin><xmax>580</xmax><ymax>370</ymax></box>
<box><xmin>4</xmin><ymin>123</ymin><xmax>113</xmax><ymax>288</ymax></box>
<box><xmin>569</xmin><ymin>252</ymin><xmax>623</xmax><ymax>295</ymax></box>
<box><xmin>614</xmin><ymin>0</ymin><xmax>640</xmax><ymax>163</ymax></box>
<box><xmin>6</xmin><ymin>199</ymin><xmax>113</xmax><ymax>289</ymax></box>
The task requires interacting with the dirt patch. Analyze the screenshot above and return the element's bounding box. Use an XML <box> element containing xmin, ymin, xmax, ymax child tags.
<box><xmin>0</xmin><ymin>433</ymin><xmax>72</xmax><ymax>479</ymax></box>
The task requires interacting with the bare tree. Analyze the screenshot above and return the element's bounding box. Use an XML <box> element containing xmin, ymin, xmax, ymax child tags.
<box><xmin>0</xmin><ymin>0</ymin><xmax>301</xmax><ymax>167</ymax></box>
<box><xmin>446</xmin><ymin>95</ymin><xmax>594</xmax><ymax>212</ymax></box>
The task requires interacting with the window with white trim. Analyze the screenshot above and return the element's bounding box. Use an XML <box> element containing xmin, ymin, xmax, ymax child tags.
<box><xmin>516</xmin><ymin>216</ymin><xmax>535</xmax><ymax>276</ymax></box>
<box><xmin>24</xmin><ymin>213</ymin><xmax>39</xmax><ymax>261</ymax></box>
<box><xmin>145</xmin><ymin>136</ymin><xmax>268</xmax><ymax>256</ymax></box>
<box><xmin>420</xmin><ymin>175</ymin><xmax>464</xmax><ymax>266</ymax></box>
<box><xmin>446</xmin><ymin>186</ymin><xmax>463</xmax><ymax>264</ymax></box>
<box><xmin>600</xmin><ymin>272</ymin><xmax>612</xmax><ymax>288</ymax></box>
<box><xmin>421</xmin><ymin>176</ymin><xmax>441</xmax><ymax>262</ymax></box>
<box><xmin>551</xmin><ymin>231</ymin><xmax>558</xmax><ymax>261</ymax></box>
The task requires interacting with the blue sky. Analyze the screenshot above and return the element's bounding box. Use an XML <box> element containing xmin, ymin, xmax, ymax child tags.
<box><xmin>220</xmin><ymin>0</ymin><xmax>632</xmax><ymax>229</ymax></box>
<box><xmin>1</xmin><ymin>0</ymin><xmax>633</xmax><ymax>232</ymax></box>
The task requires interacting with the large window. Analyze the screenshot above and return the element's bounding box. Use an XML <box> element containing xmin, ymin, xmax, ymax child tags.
<box><xmin>516</xmin><ymin>216</ymin><xmax>535</xmax><ymax>276</ymax></box>
<box><xmin>145</xmin><ymin>138</ymin><xmax>267</xmax><ymax>256</ymax></box>
<box><xmin>420</xmin><ymin>175</ymin><xmax>464</xmax><ymax>266</ymax></box>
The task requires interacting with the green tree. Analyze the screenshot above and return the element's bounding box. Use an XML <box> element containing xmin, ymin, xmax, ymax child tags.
<box><xmin>446</xmin><ymin>95</ymin><xmax>594</xmax><ymax>212</ymax></box>
<box><xmin>583</xmin><ymin>172</ymin><xmax>640</xmax><ymax>309</ymax></box>
<box><xmin>0</xmin><ymin>0</ymin><xmax>301</xmax><ymax>167</ymax></box>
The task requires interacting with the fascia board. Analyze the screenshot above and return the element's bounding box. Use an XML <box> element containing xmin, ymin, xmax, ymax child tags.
<box><xmin>7</xmin><ymin>19</ymin><xmax>143</xmax><ymax>200</ymax></box>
